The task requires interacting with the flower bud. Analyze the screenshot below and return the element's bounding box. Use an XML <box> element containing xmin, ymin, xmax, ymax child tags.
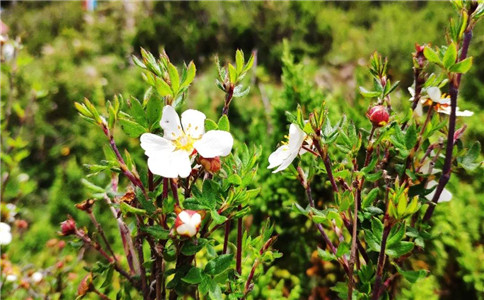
<box><xmin>75</xmin><ymin>199</ymin><xmax>95</xmax><ymax>213</ymax></box>
<box><xmin>77</xmin><ymin>273</ymin><xmax>93</xmax><ymax>297</ymax></box>
<box><xmin>367</xmin><ymin>105</ymin><xmax>389</xmax><ymax>127</ymax></box>
<box><xmin>199</xmin><ymin>156</ymin><xmax>221</xmax><ymax>174</ymax></box>
<box><xmin>175</xmin><ymin>210</ymin><xmax>202</xmax><ymax>238</ymax></box>
<box><xmin>60</xmin><ymin>217</ymin><xmax>77</xmax><ymax>236</ymax></box>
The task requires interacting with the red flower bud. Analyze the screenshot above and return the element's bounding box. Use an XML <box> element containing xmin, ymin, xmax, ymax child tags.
<box><xmin>199</xmin><ymin>156</ymin><xmax>221</xmax><ymax>174</ymax></box>
<box><xmin>15</xmin><ymin>219</ymin><xmax>28</xmax><ymax>230</ymax></box>
<box><xmin>60</xmin><ymin>217</ymin><xmax>77</xmax><ymax>236</ymax></box>
<box><xmin>367</xmin><ymin>105</ymin><xmax>389</xmax><ymax>127</ymax></box>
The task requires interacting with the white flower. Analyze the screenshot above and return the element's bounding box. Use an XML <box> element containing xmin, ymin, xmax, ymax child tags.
<box><xmin>421</xmin><ymin>159</ymin><xmax>452</xmax><ymax>203</ymax></box>
<box><xmin>0</xmin><ymin>222</ymin><xmax>12</xmax><ymax>245</ymax></box>
<box><xmin>268</xmin><ymin>124</ymin><xmax>306</xmax><ymax>173</ymax></box>
<box><xmin>175</xmin><ymin>210</ymin><xmax>202</xmax><ymax>237</ymax></box>
<box><xmin>140</xmin><ymin>106</ymin><xmax>233</xmax><ymax>178</ymax></box>
<box><xmin>31</xmin><ymin>272</ymin><xmax>43</xmax><ymax>283</ymax></box>
<box><xmin>425</xmin><ymin>87</ymin><xmax>474</xmax><ymax>117</ymax></box>
<box><xmin>6</xmin><ymin>274</ymin><xmax>17</xmax><ymax>282</ymax></box>
<box><xmin>425</xmin><ymin>180</ymin><xmax>452</xmax><ymax>203</ymax></box>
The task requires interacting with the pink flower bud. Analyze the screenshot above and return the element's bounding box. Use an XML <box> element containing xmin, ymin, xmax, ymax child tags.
<box><xmin>367</xmin><ymin>105</ymin><xmax>389</xmax><ymax>127</ymax></box>
<box><xmin>60</xmin><ymin>218</ymin><xmax>77</xmax><ymax>236</ymax></box>
<box><xmin>175</xmin><ymin>210</ymin><xmax>202</xmax><ymax>238</ymax></box>
<box><xmin>199</xmin><ymin>156</ymin><xmax>221</xmax><ymax>174</ymax></box>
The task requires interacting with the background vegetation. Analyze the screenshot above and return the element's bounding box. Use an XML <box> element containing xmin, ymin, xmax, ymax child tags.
<box><xmin>1</xmin><ymin>1</ymin><xmax>483</xmax><ymax>299</ymax></box>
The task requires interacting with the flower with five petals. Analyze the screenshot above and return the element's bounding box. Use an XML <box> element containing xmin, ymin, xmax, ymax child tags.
<box><xmin>140</xmin><ymin>106</ymin><xmax>233</xmax><ymax>178</ymax></box>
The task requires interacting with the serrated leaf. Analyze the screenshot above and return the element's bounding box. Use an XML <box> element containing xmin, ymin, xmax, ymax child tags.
<box><xmin>141</xmin><ymin>225</ymin><xmax>169</xmax><ymax>240</ymax></box>
<box><xmin>204</xmin><ymin>254</ymin><xmax>233</xmax><ymax>275</ymax></box>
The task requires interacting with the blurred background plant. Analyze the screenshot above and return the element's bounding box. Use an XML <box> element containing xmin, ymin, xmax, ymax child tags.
<box><xmin>1</xmin><ymin>1</ymin><xmax>482</xmax><ymax>299</ymax></box>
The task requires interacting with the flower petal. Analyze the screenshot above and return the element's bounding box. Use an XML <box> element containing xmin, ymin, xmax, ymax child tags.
<box><xmin>140</xmin><ymin>133</ymin><xmax>175</xmax><ymax>157</ymax></box>
<box><xmin>160</xmin><ymin>106</ymin><xmax>182</xmax><ymax>140</ymax></box>
<box><xmin>427</xmin><ymin>87</ymin><xmax>441</xmax><ymax>103</ymax></box>
<box><xmin>272</xmin><ymin>151</ymin><xmax>299</xmax><ymax>173</ymax></box>
<box><xmin>456</xmin><ymin>109</ymin><xmax>474</xmax><ymax>117</ymax></box>
<box><xmin>268</xmin><ymin>145</ymin><xmax>291</xmax><ymax>169</ymax></box>
<box><xmin>287</xmin><ymin>124</ymin><xmax>306</xmax><ymax>152</ymax></box>
<box><xmin>181</xmin><ymin>109</ymin><xmax>206</xmax><ymax>139</ymax></box>
<box><xmin>176</xmin><ymin>224</ymin><xmax>191</xmax><ymax>236</ymax></box>
<box><xmin>179</xmin><ymin>211</ymin><xmax>191</xmax><ymax>224</ymax></box>
<box><xmin>147</xmin><ymin>150</ymin><xmax>192</xmax><ymax>178</ymax></box>
<box><xmin>190</xmin><ymin>213</ymin><xmax>201</xmax><ymax>227</ymax></box>
<box><xmin>194</xmin><ymin>130</ymin><xmax>233</xmax><ymax>158</ymax></box>
<box><xmin>426</xmin><ymin>180</ymin><xmax>452</xmax><ymax>203</ymax></box>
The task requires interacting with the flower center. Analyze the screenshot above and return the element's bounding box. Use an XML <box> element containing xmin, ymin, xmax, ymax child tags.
<box><xmin>174</xmin><ymin>133</ymin><xmax>195</xmax><ymax>152</ymax></box>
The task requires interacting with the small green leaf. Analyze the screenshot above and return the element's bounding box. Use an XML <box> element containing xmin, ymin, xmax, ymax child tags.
<box><xmin>359</xmin><ymin>86</ymin><xmax>381</xmax><ymax>98</ymax></box>
<box><xmin>205</xmin><ymin>119</ymin><xmax>218</xmax><ymax>131</ymax></box>
<box><xmin>167</xmin><ymin>63</ymin><xmax>180</xmax><ymax>93</ymax></box>
<box><xmin>204</xmin><ymin>254</ymin><xmax>234</xmax><ymax>275</ymax></box>
<box><xmin>210</xmin><ymin>210</ymin><xmax>227</xmax><ymax>226</ymax></box>
<box><xmin>218</xmin><ymin>115</ymin><xmax>230</xmax><ymax>131</ymax></box>
<box><xmin>228</xmin><ymin>63</ymin><xmax>237</xmax><ymax>84</ymax></box>
<box><xmin>155</xmin><ymin>77</ymin><xmax>172</xmax><ymax>97</ymax></box>
<box><xmin>443</xmin><ymin>43</ymin><xmax>457</xmax><ymax>69</ymax></box>
<box><xmin>423</xmin><ymin>47</ymin><xmax>441</xmax><ymax>64</ymax></box>
<box><xmin>141</xmin><ymin>225</ymin><xmax>169</xmax><ymax>240</ymax></box>
<box><xmin>182</xmin><ymin>267</ymin><xmax>203</xmax><ymax>284</ymax></box>
<box><xmin>235</xmin><ymin>49</ymin><xmax>244</xmax><ymax>73</ymax></box>
<box><xmin>362</xmin><ymin>188</ymin><xmax>379</xmax><ymax>208</ymax></box>
<box><xmin>180</xmin><ymin>61</ymin><xmax>196</xmax><ymax>89</ymax></box>
<box><xmin>405</xmin><ymin>123</ymin><xmax>418</xmax><ymax>150</ymax></box>
<box><xmin>227</xmin><ymin>174</ymin><xmax>242</xmax><ymax>186</ymax></box>
<box><xmin>118</xmin><ymin>118</ymin><xmax>147</xmax><ymax>138</ymax></box>
<box><xmin>120</xmin><ymin>202</ymin><xmax>146</xmax><ymax>215</ymax></box>
<box><xmin>317</xmin><ymin>248</ymin><xmax>337</xmax><ymax>261</ymax></box>
<box><xmin>386</xmin><ymin>241</ymin><xmax>414</xmax><ymax>258</ymax></box>
<box><xmin>449</xmin><ymin>57</ymin><xmax>473</xmax><ymax>73</ymax></box>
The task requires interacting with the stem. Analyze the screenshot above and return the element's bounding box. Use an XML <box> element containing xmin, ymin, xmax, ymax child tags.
<box><xmin>76</xmin><ymin>230</ymin><xmax>136</xmax><ymax>288</ymax></box>
<box><xmin>92</xmin><ymin>288</ymin><xmax>111</xmax><ymax>300</ymax></box>
<box><xmin>102</xmin><ymin>124</ymin><xmax>145</xmax><ymax>192</ymax></box>
<box><xmin>296</xmin><ymin>167</ymin><xmax>350</xmax><ymax>274</ymax></box>
<box><xmin>347</xmin><ymin>185</ymin><xmax>360</xmax><ymax>299</ymax></box>
<box><xmin>170</xmin><ymin>179</ymin><xmax>180</xmax><ymax>206</ymax></box>
<box><xmin>312</xmin><ymin>138</ymin><xmax>339</xmax><ymax>193</ymax></box>
<box><xmin>222</xmin><ymin>84</ymin><xmax>235</xmax><ymax>116</ymax></box>
<box><xmin>88</xmin><ymin>212</ymin><xmax>118</xmax><ymax>263</ymax></box>
<box><xmin>236</xmin><ymin>205</ymin><xmax>243</xmax><ymax>275</ymax></box>
<box><xmin>135</xmin><ymin>218</ymin><xmax>149</xmax><ymax>299</ymax></box>
<box><xmin>423</xmin><ymin>28</ymin><xmax>473</xmax><ymax>222</ymax></box>
<box><xmin>223</xmin><ymin>219</ymin><xmax>231</xmax><ymax>254</ymax></box>
<box><xmin>372</xmin><ymin>223</ymin><xmax>392</xmax><ymax>300</ymax></box>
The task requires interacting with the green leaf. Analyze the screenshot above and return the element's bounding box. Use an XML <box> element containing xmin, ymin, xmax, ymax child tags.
<box><xmin>371</xmin><ymin>217</ymin><xmax>384</xmax><ymax>238</ymax></box>
<box><xmin>228</xmin><ymin>63</ymin><xmax>237</xmax><ymax>84</ymax></box>
<box><xmin>181</xmin><ymin>239</ymin><xmax>207</xmax><ymax>256</ymax></box>
<box><xmin>235</xmin><ymin>49</ymin><xmax>244</xmax><ymax>73</ymax></box>
<box><xmin>317</xmin><ymin>248</ymin><xmax>337</xmax><ymax>261</ymax></box>
<box><xmin>405</xmin><ymin>123</ymin><xmax>418</xmax><ymax>150</ymax></box>
<box><xmin>210</xmin><ymin>210</ymin><xmax>227</xmax><ymax>226</ymax></box>
<box><xmin>387</xmin><ymin>224</ymin><xmax>405</xmax><ymax>247</ymax></box>
<box><xmin>443</xmin><ymin>43</ymin><xmax>457</xmax><ymax>69</ymax></box>
<box><xmin>208</xmin><ymin>281</ymin><xmax>222</xmax><ymax>300</ymax></box>
<box><xmin>459</xmin><ymin>141</ymin><xmax>481</xmax><ymax>171</ymax></box>
<box><xmin>423</xmin><ymin>47</ymin><xmax>441</xmax><ymax>64</ymax></box>
<box><xmin>155</xmin><ymin>77</ymin><xmax>172</xmax><ymax>97</ymax></box>
<box><xmin>218</xmin><ymin>115</ymin><xmax>230</xmax><ymax>132</ymax></box>
<box><xmin>204</xmin><ymin>254</ymin><xmax>234</xmax><ymax>275</ymax></box>
<box><xmin>120</xmin><ymin>202</ymin><xmax>146</xmax><ymax>215</ymax></box>
<box><xmin>167</xmin><ymin>63</ymin><xmax>180</xmax><ymax>93</ymax></box>
<box><xmin>227</xmin><ymin>174</ymin><xmax>242</xmax><ymax>186</ymax></box>
<box><xmin>180</xmin><ymin>61</ymin><xmax>196</xmax><ymax>89</ymax></box>
<box><xmin>141</xmin><ymin>225</ymin><xmax>169</xmax><ymax>240</ymax></box>
<box><xmin>359</xmin><ymin>87</ymin><xmax>381</xmax><ymax>98</ymax></box>
<box><xmin>232</xmin><ymin>85</ymin><xmax>250</xmax><ymax>98</ymax></box>
<box><xmin>386</xmin><ymin>241</ymin><xmax>414</xmax><ymax>258</ymax></box>
<box><xmin>118</xmin><ymin>118</ymin><xmax>147</xmax><ymax>138</ymax></box>
<box><xmin>449</xmin><ymin>57</ymin><xmax>473</xmax><ymax>73</ymax></box>
<box><xmin>398</xmin><ymin>269</ymin><xmax>428</xmax><ymax>283</ymax></box>
<box><xmin>362</xmin><ymin>188</ymin><xmax>379</xmax><ymax>208</ymax></box>
<box><xmin>182</xmin><ymin>267</ymin><xmax>203</xmax><ymax>284</ymax></box>
<box><xmin>205</xmin><ymin>119</ymin><xmax>218</xmax><ymax>131</ymax></box>
<box><xmin>146</xmin><ymin>95</ymin><xmax>162</xmax><ymax>128</ymax></box>
<box><xmin>336</xmin><ymin>242</ymin><xmax>350</xmax><ymax>258</ymax></box>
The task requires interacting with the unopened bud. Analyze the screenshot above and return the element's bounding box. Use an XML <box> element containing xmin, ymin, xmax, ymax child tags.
<box><xmin>60</xmin><ymin>217</ymin><xmax>77</xmax><ymax>236</ymax></box>
<box><xmin>15</xmin><ymin>219</ymin><xmax>28</xmax><ymax>230</ymax></box>
<box><xmin>367</xmin><ymin>105</ymin><xmax>389</xmax><ymax>127</ymax></box>
<box><xmin>75</xmin><ymin>199</ymin><xmax>95</xmax><ymax>213</ymax></box>
<box><xmin>199</xmin><ymin>156</ymin><xmax>221</xmax><ymax>174</ymax></box>
<box><xmin>77</xmin><ymin>273</ymin><xmax>93</xmax><ymax>297</ymax></box>
<box><xmin>175</xmin><ymin>210</ymin><xmax>202</xmax><ymax>238</ymax></box>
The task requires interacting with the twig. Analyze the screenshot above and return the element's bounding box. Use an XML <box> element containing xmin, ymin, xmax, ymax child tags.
<box><xmin>236</xmin><ymin>205</ymin><xmax>243</xmax><ymax>275</ymax></box>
